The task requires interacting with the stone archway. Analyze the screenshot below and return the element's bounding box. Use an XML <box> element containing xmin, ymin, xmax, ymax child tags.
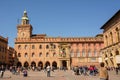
<box><xmin>17</xmin><ymin>61</ymin><xmax>22</xmax><ymax>67</ymax></box>
<box><xmin>62</xmin><ymin>60</ymin><xmax>67</xmax><ymax>68</ymax></box>
<box><xmin>31</xmin><ymin>61</ymin><xmax>36</xmax><ymax>67</ymax></box>
<box><xmin>52</xmin><ymin>61</ymin><xmax>57</xmax><ymax>69</ymax></box>
<box><xmin>24</xmin><ymin>61</ymin><xmax>29</xmax><ymax>68</ymax></box>
<box><xmin>38</xmin><ymin>61</ymin><xmax>43</xmax><ymax>69</ymax></box>
<box><xmin>45</xmin><ymin>61</ymin><xmax>50</xmax><ymax>67</ymax></box>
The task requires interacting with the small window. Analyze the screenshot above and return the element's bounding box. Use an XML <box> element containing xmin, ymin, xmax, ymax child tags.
<box><xmin>53</xmin><ymin>52</ymin><xmax>56</xmax><ymax>57</ymax></box>
<box><xmin>32</xmin><ymin>53</ymin><xmax>35</xmax><ymax>57</ymax></box>
<box><xmin>39</xmin><ymin>45</ymin><xmax>42</xmax><ymax>49</ymax></box>
<box><xmin>25</xmin><ymin>53</ymin><xmax>28</xmax><ymax>57</ymax></box>
<box><xmin>25</xmin><ymin>45</ymin><xmax>27</xmax><ymax>49</ymax></box>
<box><xmin>46</xmin><ymin>45</ymin><xmax>49</xmax><ymax>49</ymax></box>
<box><xmin>18</xmin><ymin>53</ymin><xmax>21</xmax><ymax>57</ymax></box>
<box><xmin>32</xmin><ymin>45</ymin><xmax>35</xmax><ymax>49</ymax></box>
<box><xmin>39</xmin><ymin>52</ymin><xmax>42</xmax><ymax>57</ymax></box>
<box><xmin>18</xmin><ymin>45</ymin><xmax>21</xmax><ymax>50</ymax></box>
<box><xmin>46</xmin><ymin>52</ymin><xmax>49</xmax><ymax>57</ymax></box>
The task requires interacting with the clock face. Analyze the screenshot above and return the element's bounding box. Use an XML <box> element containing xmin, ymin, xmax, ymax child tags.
<box><xmin>18</xmin><ymin>30</ymin><xmax>29</xmax><ymax>38</ymax></box>
<box><xmin>21</xmin><ymin>31</ymin><xmax>28</xmax><ymax>37</ymax></box>
<box><xmin>21</xmin><ymin>32</ymin><xmax>25</xmax><ymax>37</ymax></box>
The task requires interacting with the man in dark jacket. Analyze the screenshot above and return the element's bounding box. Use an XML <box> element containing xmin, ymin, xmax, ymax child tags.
<box><xmin>0</xmin><ymin>65</ymin><xmax>5</xmax><ymax>78</ymax></box>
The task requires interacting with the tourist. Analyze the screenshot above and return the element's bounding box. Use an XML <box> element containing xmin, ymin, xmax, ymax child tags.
<box><xmin>99</xmin><ymin>62</ymin><xmax>109</xmax><ymax>80</ymax></box>
<box><xmin>46</xmin><ymin>65</ymin><xmax>51</xmax><ymax>77</ymax></box>
<box><xmin>115</xmin><ymin>67</ymin><xmax>119</xmax><ymax>75</ymax></box>
<box><xmin>0</xmin><ymin>65</ymin><xmax>5</xmax><ymax>78</ymax></box>
<box><xmin>23</xmin><ymin>69</ymin><xmax>28</xmax><ymax>77</ymax></box>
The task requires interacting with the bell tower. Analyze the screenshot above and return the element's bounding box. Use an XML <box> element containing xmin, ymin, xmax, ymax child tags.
<box><xmin>21</xmin><ymin>10</ymin><xmax>29</xmax><ymax>25</ymax></box>
<box><xmin>17</xmin><ymin>10</ymin><xmax>33</xmax><ymax>39</ymax></box>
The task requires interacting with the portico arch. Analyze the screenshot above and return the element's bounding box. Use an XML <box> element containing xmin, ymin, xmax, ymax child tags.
<box><xmin>24</xmin><ymin>61</ymin><xmax>29</xmax><ymax>68</ymax></box>
<box><xmin>38</xmin><ymin>61</ymin><xmax>43</xmax><ymax>69</ymax></box>
<box><xmin>31</xmin><ymin>61</ymin><xmax>36</xmax><ymax>67</ymax></box>
<box><xmin>52</xmin><ymin>61</ymin><xmax>57</xmax><ymax>69</ymax></box>
<box><xmin>45</xmin><ymin>61</ymin><xmax>50</xmax><ymax>67</ymax></box>
<box><xmin>17</xmin><ymin>61</ymin><xmax>22</xmax><ymax>67</ymax></box>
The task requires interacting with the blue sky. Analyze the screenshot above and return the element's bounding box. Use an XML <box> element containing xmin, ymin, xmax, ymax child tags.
<box><xmin>0</xmin><ymin>0</ymin><xmax>120</xmax><ymax>47</ymax></box>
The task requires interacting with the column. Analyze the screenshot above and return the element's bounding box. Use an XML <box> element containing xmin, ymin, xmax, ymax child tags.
<box><xmin>67</xmin><ymin>60</ymin><xmax>70</xmax><ymax>70</ymax></box>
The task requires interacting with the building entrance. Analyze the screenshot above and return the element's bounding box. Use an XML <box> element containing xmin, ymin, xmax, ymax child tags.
<box><xmin>62</xmin><ymin>60</ymin><xmax>67</xmax><ymax>69</ymax></box>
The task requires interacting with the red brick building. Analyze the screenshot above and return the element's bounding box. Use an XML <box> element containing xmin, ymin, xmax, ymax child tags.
<box><xmin>14</xmin><ymin>11</ymin><xmax>104</xmax><ymax>69</ymax></box>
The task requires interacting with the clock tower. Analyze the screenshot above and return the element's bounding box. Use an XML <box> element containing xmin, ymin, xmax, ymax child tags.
<box><xmin>17</xmin><ymin>10</ymin><xmax>33</xmax><ymax>39</ymax></box>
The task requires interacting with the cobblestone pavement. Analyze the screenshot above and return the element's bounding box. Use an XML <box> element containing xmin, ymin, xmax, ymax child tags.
<box><xmin>1</xmin><ymin>70</ymin><xmax>120</xmax><ymax>80</ymax></box>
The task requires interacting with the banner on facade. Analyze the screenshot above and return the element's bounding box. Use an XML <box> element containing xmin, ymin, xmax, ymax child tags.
<box><xmin>115</xmin><ymin>55</ymin><xmax>120</xmax><ymax>63</ymax></box>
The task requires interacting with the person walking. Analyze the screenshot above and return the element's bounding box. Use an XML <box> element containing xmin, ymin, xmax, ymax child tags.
<box><xmin>115</xmin><ymin>67</ymin><xmax>119</xmax><ymax>75</ymax></box>
<box><xmin>99</xmin><ymin>62</ymin><xmax>109</xmax><ymax>80</ymax></box>
<box><xmin>23</xmin><ymin>68</ymin><xmax>28</xmax><ymax>77</ymax></box>
<box><xmin>0</xmin><ymin>65</ymin><xmax>5</xmax><ymax>78</ymax></box>
<box><xmin>46</xmin><ymin>65</ymin><xmax>51</xmax><ymax>77</ymax></box>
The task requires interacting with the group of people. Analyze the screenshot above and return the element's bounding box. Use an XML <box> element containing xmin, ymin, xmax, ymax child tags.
<box><xmin>73</xmin><ymin>65</ymin><xmax>98</xmax><ymax>76</ymax></box>
<box><xmin>0</xmin><ymin>63</ymin><xmax>120</xmax><ymax>80</ymax></box>
<box><xmin>9</xmin><ymin>65</ymin><xmax>52</xmax><ymax>77</ymax></box>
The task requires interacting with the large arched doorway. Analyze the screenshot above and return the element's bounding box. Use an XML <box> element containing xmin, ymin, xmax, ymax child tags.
<box><xmin>62</xmin><ymin>60</ymin><xmax>67</xmax><ymax>68</ymax></box>
<box><xmin>38</xmin><ymin>61</ymin><xmax>43</xmax><ymax>69</ymax></box>
<box><xmin>31</xmin><ymin>61</ymin><xmax>36</xmax><ymax>67</ymax></box>
<box><xmin>45</xmin><ymin>61</ymin><xmax>50</xmax><ymax>67</ymax></box>
<box><xmin>52</xmin><ymin>61</ymin><xmax>57</xmax><ymax>69</ymax></box>
<box><xmin>17</xmin><ymin>62</ymin><xmax>22</xmax><ymax>67</ymax></box>
<box><xmin>24</xmin><ymin>61</ymin><xmax>29</xmax><ymax>68</ymax></box>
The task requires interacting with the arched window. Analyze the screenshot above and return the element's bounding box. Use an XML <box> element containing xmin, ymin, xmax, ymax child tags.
<box><xmin>32</xmin><ymin>53</ymin><xmax>35</xmax><ymax>57</ymax></box>
<box><xmin>53</xmin><ymin>52</ymin><xmax>56</xmax><ymax>57</ymax></box>
<box><xmin>116</xmin><ymin>28</ymin><xmax>120</xmax><ymax>42</ymax></box>
<box><xmin>25</xmin><ymin>53</ymin><xmax>28</xmax><ymax>57</ymax></box>
<box><xmin>46</xmin><ymin>45</ymin><xmax>49</xmax><ymax>49</ymax></box>
<box><xmin>18</xmin><ymin>45</ymin><xmax>21</xmax><ymax>50</ymax></box>
<box><xmin>110</xmin><ymin>32</ymin><xmax>113</xmax><ymax>44</ymax></box>
<box><xmin>105</xmin><ymin>35</ymin><xmax>108</xmax><ymax>46</ymax></box>
<box><xmin>39</xmin><ymin>45</ymin><xmax>42</xmax><ymax>49</ymax></box>
<box><xmin>24</xmin><ymin>45</ymin><xmax>28</xmax><ymax>49</ymax></box>
<box><xmin>32</xmin><ymin>45</ymin><xmax>35</xmax><ymax>49</ymax></box>
<box><xmin>39</xmin><ymin>52</ymin><xmax>42</xmax><ymax>57</ymax></box>
<box><xmin>18</xmin><ymin>53</ymin><xmax>21</xmax><ymax>57</ymax></box>
<box><xmin>46</xmin><ymin>52</ymin><xmax>49</xmax><ymax>57</ymax></box>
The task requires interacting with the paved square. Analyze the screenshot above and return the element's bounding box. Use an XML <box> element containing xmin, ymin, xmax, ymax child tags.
<box><xmin>1</xmin><ymin>70</ymin><xmax>120</xmax><ymax>80</ymax></box>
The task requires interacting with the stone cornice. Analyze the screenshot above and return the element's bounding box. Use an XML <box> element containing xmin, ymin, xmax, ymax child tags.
<box><xmin>101</xmin><ymin>10</ymin><xmax>120</xmax><ymax>31</ymax></box>
<box><xmin>15</xmin><ymin>37</ymin><xmax>103</xmax><ymax>44</ymax></box>
<box><xmin>0</xmin><ymin>36</ymin><xmax>8</xmax><ymax>43</ymax></box>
